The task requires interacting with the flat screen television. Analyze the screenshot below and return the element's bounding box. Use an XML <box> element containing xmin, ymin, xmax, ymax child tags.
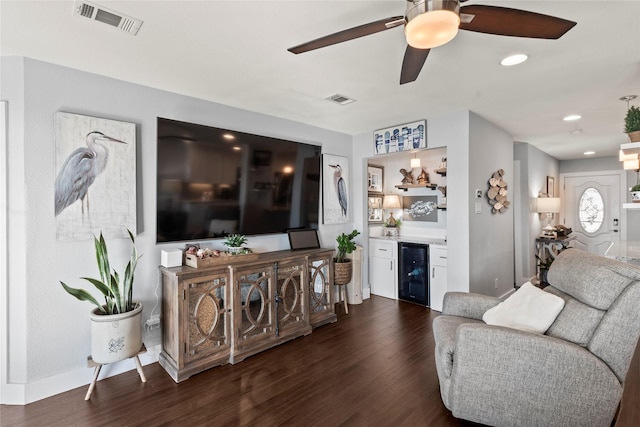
<box><xmin>156</xmin><ymin>117</ymin><xmax>321</xmax><ymax>243</ymax></box>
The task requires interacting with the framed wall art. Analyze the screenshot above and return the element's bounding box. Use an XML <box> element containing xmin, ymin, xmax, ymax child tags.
<box><xmin>55</xmin><ymin>111</ymin><xmax>137</xmax><ymax>241</ymax></box>
<box><xmin>402</xmin><ymin>195</ymin><xmax>438</xmax><ymax>222</ymax></box>
<box><xmin>367</xmin><ymin>164</ymin><xmax>384</xmax><ymax>194</ymax></box>
<box><xmin>547</xmin><ymin>176</ymin><xmax>555</xmax><ymax>197</ymax></box>
<box><xmin>322</xmin><ymin>153</ymin><xmax>349</xmax><ymax>224</ymax></box>
<box><xmin>373</xmin><ymin>119</ymin><xmax>426</xmax><ymax>155</ymax></box>
<box><xmin>368</xmin><ymin>196</ymin><xmax>383</xmax><ymax>223</ymax></box>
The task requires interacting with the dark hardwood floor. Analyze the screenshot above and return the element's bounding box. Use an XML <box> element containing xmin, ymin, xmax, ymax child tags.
<box><xmin>2</xmin><ymin>296</ymin><xmax>639</xmax><ymax>426</ymax></box>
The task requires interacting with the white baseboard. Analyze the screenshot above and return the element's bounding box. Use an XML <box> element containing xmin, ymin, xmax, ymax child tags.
<box><xmin>3</xmin><ymin>344</ymin><xmax>161</xmax><ymax>405</ymax></box>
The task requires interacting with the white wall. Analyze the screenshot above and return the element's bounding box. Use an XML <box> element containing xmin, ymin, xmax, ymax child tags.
<box><xmin>1</xmin><ymin>57</ymin><xmax>354</xmax><ymax>404</ymax></box>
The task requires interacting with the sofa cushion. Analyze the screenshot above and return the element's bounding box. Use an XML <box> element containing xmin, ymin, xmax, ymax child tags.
<box><xmin>547</xmin><ymin>249</ymin><xmax>640</xmax><ymax>310</ymax></box>
<box><xmin>544</xmin><ymin>286</ymin><xmax>605</xmax><ymax>347</ymax></box>
<box><xmin>432</xmin><ymin>315</ymin><xmax>483</xmax><ymax>378</ymax></box>
<box><xmin>482</xmin><ymin>282</ymin><xmax>565</xmax><ymax>334</ymax></box>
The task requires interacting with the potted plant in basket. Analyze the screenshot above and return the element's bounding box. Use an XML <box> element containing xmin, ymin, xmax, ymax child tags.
<box><xmin>624</xmin><ymin>105</ymin><xmax>640</xmax><ymax>142</ymax></box>
<box><xmin>223</xmin><ymin>234</ymin><xmax>249</xmax><ymax>254</ymax></box>
<box><xmin>334</xmin><ymin>230</ymin><xmax>360</xmax><ymax>285</ymax></box>
<box><xmin>60</xmin><ymin>230</ymin><xmax>143</xmax><ymax>364</ymax></box>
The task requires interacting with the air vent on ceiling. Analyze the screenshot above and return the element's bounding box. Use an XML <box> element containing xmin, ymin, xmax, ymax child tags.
<box><xmin>73</xmin><ymin>1</ymin><xmax>143</xmax><ymax>35</ymax></box>
<box><xmin>326</xmin><ymin>94</ymin><xmax>356</xmax><ymax>106</ymax></box>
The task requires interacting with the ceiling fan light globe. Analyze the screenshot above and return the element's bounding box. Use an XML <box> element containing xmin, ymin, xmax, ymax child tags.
<box><xmin>405</xmin><ymin>10</ymin><xmax>460</xmax><ymax>49</ymax></box>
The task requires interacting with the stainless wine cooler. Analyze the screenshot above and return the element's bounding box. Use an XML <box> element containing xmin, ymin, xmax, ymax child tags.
<box><xmin>398</xmin><ymin>242</ymin><xmax>429</xmax><ymax>306</ymax></box>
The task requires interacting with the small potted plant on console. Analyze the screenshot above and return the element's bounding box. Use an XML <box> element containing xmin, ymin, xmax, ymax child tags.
<box><xmin>223</xmin><ymin>234</ymin><xmax>249</xmax><ymax>254</ymax></box>
<box><xmin>334</xmin><ymin>229</ymin><xmax>360</xmax><ymax>285</ymax></box>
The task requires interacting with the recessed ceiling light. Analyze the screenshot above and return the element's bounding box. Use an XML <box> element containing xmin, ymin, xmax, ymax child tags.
<box><xmin>223</xmin><ymin>133</ymin><xmax>235</xmax><ymax>140</ymax></box>
<box><xmin>232</xmin><ymin>146</ymin><xmax>241</xmax><ymax>151</ymax></box>
<box><xmin>500</xmin><ymin>54</ymin><xmax>528</xmax><ymax>66</ymax></box>
<box><xmin>584</xmin><ymin>151</ymin><xmax>595</xmax><ymax>155</ymax></box>
<box><xmin>563</xmin><ymin>115</ymin><xmax>582</xmax><ymax>121</ymax></box>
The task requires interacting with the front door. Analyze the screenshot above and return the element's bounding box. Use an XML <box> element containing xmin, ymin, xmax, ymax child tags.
<box><xmin>561</xmin><ymin>172</ymin><xmax>623</xmax><ymax>255</ymax></box>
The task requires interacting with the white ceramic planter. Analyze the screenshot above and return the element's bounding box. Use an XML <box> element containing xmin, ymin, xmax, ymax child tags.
<box><xmin>631</xmin><ymin>191</ymin><xmax>640</xmax><ymax>203</ymax></box>
<box><xmin>90</xmin><ymin>303</ymin><xmax>143</xmax><ymax>364</ymax></box>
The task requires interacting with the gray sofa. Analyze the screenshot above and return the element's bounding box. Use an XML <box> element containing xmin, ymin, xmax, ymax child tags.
<box><xmin>432</xmin><ymin>248</ymin><xmax>640</xmax><ymax>426</ymax></box>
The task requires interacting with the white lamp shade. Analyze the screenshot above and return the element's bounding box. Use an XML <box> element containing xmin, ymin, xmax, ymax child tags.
<box><xmin>382</xmin><ymin>194</ymin><xmax>401</xmax><ymax>209</ymax></box>
<box><xmin>623</xmin><ymin>159</ymin><xmax>640</xmax><ymax>170</ymax></box>
<box><xmin>619</xmin><ymin>149</ymin><xmax>638</xmax><ymax>162</ymax></box>
<box><xmin>536</xmin><ymin>197</ymin><xmax>561</xmax><ymax>213</ymax></box>
<box><xmin>410</xmin><ymin>157</ymin><xmax>421</xmax><ymax>168</ymax></box>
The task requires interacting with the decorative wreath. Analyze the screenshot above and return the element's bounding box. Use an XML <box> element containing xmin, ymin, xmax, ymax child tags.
<box><xmin>487</xmin><ymin>169</ymin><xmax>510</xmax><ymax>214</ymax></box>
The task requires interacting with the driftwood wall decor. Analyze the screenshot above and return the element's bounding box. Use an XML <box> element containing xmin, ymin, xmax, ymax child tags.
<box><xmin>487</xmin><ymin>169</ymin><xmax>510</xmax><ymax>214</ymax></box>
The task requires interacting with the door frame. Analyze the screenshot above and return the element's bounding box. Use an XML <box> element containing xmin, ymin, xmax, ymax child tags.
<box><xmin>559</xmin><ymin>170</ymin><xmax>627</xmax><ymax>243</ymax></box>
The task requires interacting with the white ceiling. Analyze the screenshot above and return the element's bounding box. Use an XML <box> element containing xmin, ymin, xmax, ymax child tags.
<box><xmin>1</xmin><ymin>0</ymin><xmax>639</xmax><ymax>160</ymax></box>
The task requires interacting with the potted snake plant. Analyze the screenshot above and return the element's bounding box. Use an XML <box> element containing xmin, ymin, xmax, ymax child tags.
<box><xmin>334</xmin><ymin>230</ymin><xmax>360</xmax><ymax>285</ymax></box>
<box><xmin>60</xmin><ymin>229</ymin><xmax>143</xmax><ymax>364</ymax></box>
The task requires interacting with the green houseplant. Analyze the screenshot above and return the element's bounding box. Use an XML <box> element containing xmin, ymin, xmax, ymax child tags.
<box><xmin>631</xmin><ymin>183</ymin><xmax>640</xmax><ymax>203</ymax></box>
<box><xmin>334</xmin><ymin>230</ymin><xmax>360</xmax><ymax>285</ymax></box>
<box><xmin>60</xmin><ymin>230</ymin><xmax>143</xmax><ymax>363</ymax></box>
<box><xmin>624</xmin><ymin>106</ymin><xmax>640</xmax><ymax>142</ymax></box>
<box><xmin>223</xmin><ymin>234</ymin><xmax>248</xmax><ymax>253</ymax></box>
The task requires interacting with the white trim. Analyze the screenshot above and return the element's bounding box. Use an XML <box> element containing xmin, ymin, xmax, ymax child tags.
<box><xmin>0</xmin><ymin>100</ymin><xmax>17</xmax><ymax>404</ymax></box>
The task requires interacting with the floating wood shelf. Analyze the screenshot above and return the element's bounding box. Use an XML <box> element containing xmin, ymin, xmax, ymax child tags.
<box><xmin>437</xmin><ymin>204</ymin><xmax>447</xmax><ymax>210</ymax></box>
<box><xmin>434</xmin><ymin>168</ymin><xmax>447</xmax><ymax>176</ymax></box>
<box><xmin>395</xmin><ymin>183</ymin><xmax>437</xmax><ymax>191</ymax></box>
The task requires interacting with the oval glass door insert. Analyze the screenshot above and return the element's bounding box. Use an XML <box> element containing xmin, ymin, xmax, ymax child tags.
<box><xmin>579</xmin><ymin>187</ymin><xmax>604</xmax><ymax>233</ymax></box>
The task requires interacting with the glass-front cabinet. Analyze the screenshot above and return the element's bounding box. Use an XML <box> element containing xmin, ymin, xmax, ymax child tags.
<box><xmin>159</xmin><ymin>248</ymin><xmax>336</xmax><ymax>382</ymax></box>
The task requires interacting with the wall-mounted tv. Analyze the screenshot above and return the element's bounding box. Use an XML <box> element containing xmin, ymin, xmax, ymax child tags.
<box><xmin>157</xmin><ymin>118</ymin><xmax>321</xmax><ymax>243</ymax></box>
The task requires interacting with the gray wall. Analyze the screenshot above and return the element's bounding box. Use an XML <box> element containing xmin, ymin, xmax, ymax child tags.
<box><xmin>1</xmin><ymin>57</ymin><xmax>354</xmax><ymax>403</ymax></box>
<box><xmin>514</xmin><ymin>142</ymin><xmax>560</xmax><ymax>284</ymax></box>
<box><xmin>468</xmin><ymin>112</ymin><xmax>514</xmax><ymax>296</ymax></box>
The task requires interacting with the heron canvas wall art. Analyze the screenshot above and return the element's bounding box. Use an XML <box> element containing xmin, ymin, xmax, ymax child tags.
<box><xmin>55</xmin><ymin>112</ymin><xmax>136</xmax><ymax>240</ymax></box>
<box><xmin>322</xmin><ymin>153</ymin><xmax>349</xmax><ymax>224</ymax></box>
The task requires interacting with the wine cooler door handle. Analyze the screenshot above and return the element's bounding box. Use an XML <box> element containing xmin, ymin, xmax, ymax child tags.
<box><xmin>432</xmin><ymin>267</ymin><xmax>435</xmax><ymax>279</ymax></box>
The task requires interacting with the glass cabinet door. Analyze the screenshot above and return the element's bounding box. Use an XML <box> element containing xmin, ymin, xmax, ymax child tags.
<box><xmin>234</xmin><ymin>264</ymin><xmax>274</xmax><ymax>349</ymax></box>
<box><xmin>185</xmin><ymin>271</ymin><xmax>230</xmax><ymax>362</ymax></box>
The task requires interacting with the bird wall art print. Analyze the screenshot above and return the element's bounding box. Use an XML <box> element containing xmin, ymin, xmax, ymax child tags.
<box><xmin>54</xmin><ymin>112</ymin><xmax>136</xmax><ymax>241</ymax></box>
<box><xmin>322</xmin><ymin>153</ymin><xmax>349</xmax><ymax>224</ymax></box>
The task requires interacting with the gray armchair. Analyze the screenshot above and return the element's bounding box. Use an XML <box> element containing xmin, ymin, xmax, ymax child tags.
<box><xmin>432</xmin><ymin>248</ymin><xmax>640</xmax><ymax>426</ymax></box>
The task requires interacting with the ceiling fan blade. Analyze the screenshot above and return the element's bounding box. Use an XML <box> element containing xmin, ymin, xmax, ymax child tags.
<box><xmin>460</xmin><ymin>5</ymin><xmax>576</xmax><ymax>39</ymax></box>
<box><xmin>288</xmin><ymin>16</ymin><xmax>404</xmax><ymax>54</ymax></box>
<box><xmin>400</xmin><ymin>45</ymin><xmax>430</xmax><ymax>85</ymax></box>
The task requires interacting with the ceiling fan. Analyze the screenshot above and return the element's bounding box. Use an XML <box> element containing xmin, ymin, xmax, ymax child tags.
<box><xmin>287</xmin><ymin>0</ymin><xmax>576</xmax><ymax>85</ymax></box>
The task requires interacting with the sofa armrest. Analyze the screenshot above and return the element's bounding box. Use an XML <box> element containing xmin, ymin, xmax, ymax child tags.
<box><xmin>441</xmin><ymin>292</ymin><xmax>500</xmax><ymax>320</ymax></box>
<box><xmin>449</xmin><ymin>323</ymin><xmax>622</xmax><ymax>427</ymax></box>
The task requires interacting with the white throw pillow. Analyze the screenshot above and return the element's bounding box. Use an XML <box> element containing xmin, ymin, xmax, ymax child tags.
<box><xmin>482</xmin><ymin>282</ymin><xmax>565</xmax><ymax>334</ymax></box>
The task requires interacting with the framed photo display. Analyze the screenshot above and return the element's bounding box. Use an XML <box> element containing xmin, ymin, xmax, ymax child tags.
<box><xmin>368</xmin><ymin>196</ymin><xmax>383</xmax><ymax>223</ymax></box>
<box><xmin>547</xmin><ymin>176</ymin><xmax>555</xmax><ymax>197</ymax></box>
<box><xmin>373</xmin><ymin>119</ymin><xmax>426</xmax><ymax>155</ymax></box>
<box><xmin>367</xmin><ymin>164</ymin><xmax>384</xmax><ymax>194</ymax></box>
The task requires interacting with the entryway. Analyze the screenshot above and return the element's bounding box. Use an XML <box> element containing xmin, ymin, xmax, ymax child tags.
<box><xmin>560</xmin><ymin>171</ymin><xmax>626</xmax><ymax>255</ymax></box>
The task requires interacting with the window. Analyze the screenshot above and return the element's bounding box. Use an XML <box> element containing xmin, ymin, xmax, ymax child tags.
<box><xmin>579</xmin><ymin>187</ymin><xmax>604</xmax><ymax>233</ymax></box>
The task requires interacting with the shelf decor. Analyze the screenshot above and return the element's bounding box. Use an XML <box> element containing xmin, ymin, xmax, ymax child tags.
<box><xmin>367</xmin><ymin>164</ymin><xmax>384</xmax><ymax>194</ymax></box>
<box><xmin>373</xmin><ymin>119</ymin><xmax>426</xmax><ymax>155</ymax></box>
<box><xmin>402</xmin><ymin>195</ymin><xmax>437</xmax><ymax>222</ymax></box>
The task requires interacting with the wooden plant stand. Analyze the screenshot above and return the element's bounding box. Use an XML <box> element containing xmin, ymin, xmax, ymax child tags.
<box><xmin>85</xmin><ymin>344</ymin><xmax>147</xmax><ymax>400</ymax></box>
